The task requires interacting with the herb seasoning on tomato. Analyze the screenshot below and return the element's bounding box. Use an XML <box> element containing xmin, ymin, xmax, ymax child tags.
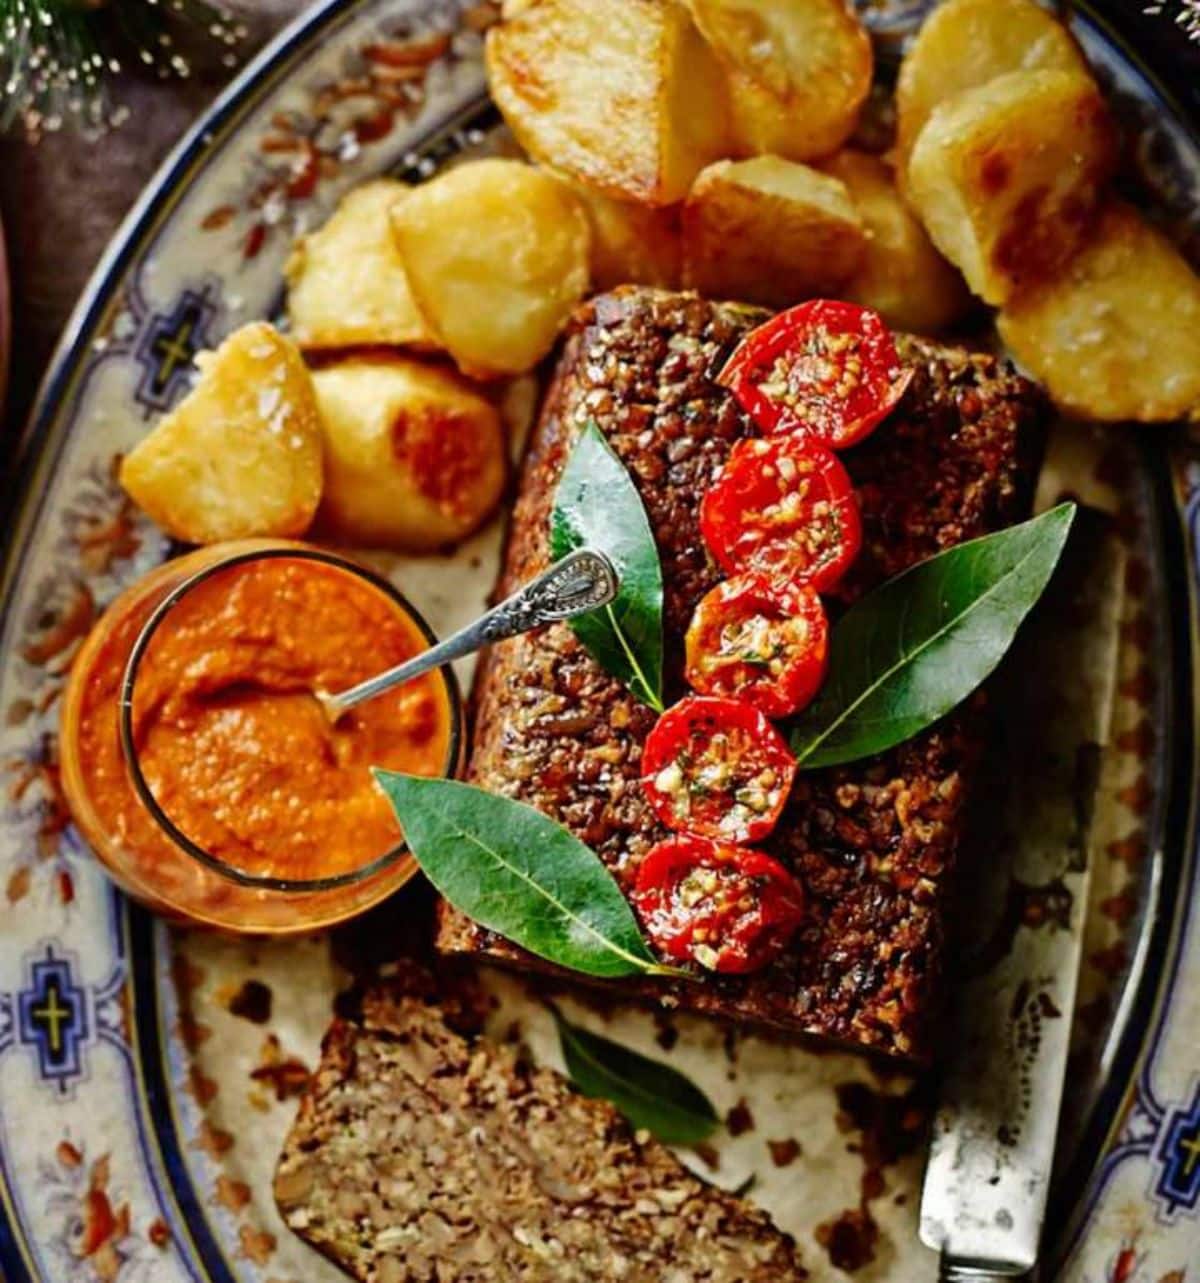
<box><xmin>632</xmin><ymin>836</ymin><xmax>805</xmax><ymax>973</ymax></box>
<box><xmin>700</xmin><ymin>436</ymin><xmax>861</xmax><ymax>592</ymax></box>
<box><xmin>718</xmin><ymin>299</ymin><xmax>911</xmax><ymax>447</ymax></box>
<box><xmin>685</xmin><ymin>573</ymin><xmax>828</xmax><ymax>718</ymax></box>
<box><xmin>641</xmin><ymin>696</ymin><xmax>796</xmax><ymax>844</ymax></box>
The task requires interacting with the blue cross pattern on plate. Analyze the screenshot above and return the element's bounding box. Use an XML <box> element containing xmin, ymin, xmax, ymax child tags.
<box><xmin>15</xmin><ymin>946</ymin><xmax>90</xmax><ymax>1096</ymax></box>
<box><xmin>1155</xmin><ymin>1081</ymin><xmax>1200</xmax><ymax>1218</ymax></box>
<box><xmin>133</xmin><ymin>282</ymin><xmax>220</xmax><ymax>416</ymax></box>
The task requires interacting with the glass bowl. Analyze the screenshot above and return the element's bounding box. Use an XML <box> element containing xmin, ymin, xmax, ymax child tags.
<box><xmin>59</xmin><ymin>540</ymin><xmax>464</xmax><ymax>934</ymax></box>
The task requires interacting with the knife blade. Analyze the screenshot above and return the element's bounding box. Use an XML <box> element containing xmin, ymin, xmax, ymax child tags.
<box><xmin>920</xmin><ymin>515</ymin><xmax>1125</xmax><ymax>1280</ymax></box>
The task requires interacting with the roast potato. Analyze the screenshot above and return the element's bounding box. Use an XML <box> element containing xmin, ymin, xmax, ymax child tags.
<box><xmin>682</xmin><ymin>156</ymin><xmax>865</xmax><ymax>307</ymax></box>
<box><xmin>997</xmin><ymin>202</ymin><xmax>1200</xmax><ymax>422</ymax></box>
<box><xmin>906</xmin><ymin>68</ymin><xmax>1115</xmax><ymax>305</ymax></box>
<box><xmin>284</xmin><ymin>180</ymin><xmax>435</xmax><ymax>351</ymax></box>
<box><xmin>895</xmin><ymin>0</ymin><xmax>1088</xmax><ymax>178</ymax></box>
<box><xmin>119</xmin><ymin>323</ymin><xmax>322</xmax><ymax>544</ymax></box>
<box><xmin>820</xmin><ymin>150</ymin><xmax>971</xmax><ymax>333</ymax></box>
<box><xmin>563</xmin><ymin>177</ymin><xmax>683</xmax><ymax>289</ymax></box>
<box><xmin>313</xmin><ymin>355</ymin><xmax>507</xmax><ymax>550</ymax></box>
<box><xmin>686</xmin><ymin>0</ymin><xmax>871</xmax><ymax>162</ymax></box>
<box><xmin>390</xmin><ymin>159</ymin><xmax>590</xmax><ymax>378</ymax></box>
<box><xmin>485</xmin><ymin>0</ymin><xmax>728</xmax><ymax>205</ymax></box>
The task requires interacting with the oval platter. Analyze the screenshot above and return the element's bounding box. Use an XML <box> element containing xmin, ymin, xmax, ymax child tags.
<box><xmin>1</xmin><ymin>2</ymin><xmax>1199</xmax><ymax>1280</ymax></box>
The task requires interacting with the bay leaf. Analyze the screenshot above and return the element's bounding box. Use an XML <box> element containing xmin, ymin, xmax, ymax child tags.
<box><xmin>374</xmin><ymin>772</ymin><xmax>675</xmax><ymax>979</ymax></box>
<box><xmin>550</xmin><ymin>420</ymin><xmax>665</xmax><ymax>711</ymax></box>
<box><xmin>790</xmin><ymin>503</ymin><xmax>1076</xmax><ymax>768</ymax></box>
<box><xmin>552</xmin><ymin>1007</ymin><xmax>718</xmax><ymax>1145</ymax></box>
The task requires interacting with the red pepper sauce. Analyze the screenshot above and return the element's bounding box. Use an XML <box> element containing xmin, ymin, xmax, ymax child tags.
<box><xmin>74</xmin><ymin>555</ymin><xmax>452</xmax><ymax>893</ymax></box>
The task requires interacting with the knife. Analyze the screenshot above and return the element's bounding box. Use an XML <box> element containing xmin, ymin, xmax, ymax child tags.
<box><xmin>919</xmin><ymin>515</ymin><xmax>1125</xmax><ymax>1281</ymax></box>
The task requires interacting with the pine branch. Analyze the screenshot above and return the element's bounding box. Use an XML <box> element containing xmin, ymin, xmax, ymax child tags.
<box><xmin>1143</xmin><ymin>0</ymin><xmax>1200</xmax><ymax>43</ymax></box>
<box><xmin>0</xmin><ymin>0</ymin><xmax>246</xmax><ymax>139</ymax></box>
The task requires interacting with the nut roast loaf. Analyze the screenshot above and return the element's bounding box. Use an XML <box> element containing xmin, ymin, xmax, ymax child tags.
<box><xmin>436</xmin><ymin>287</ymin><xmax>1047</xmax><ymax>1063</ymax></box>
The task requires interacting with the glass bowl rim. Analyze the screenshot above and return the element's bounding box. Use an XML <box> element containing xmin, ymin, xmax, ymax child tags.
<box><xmin>117</xmin><ymin>543</ymin><xmax>463</xmax><ymax>893</ymax></box>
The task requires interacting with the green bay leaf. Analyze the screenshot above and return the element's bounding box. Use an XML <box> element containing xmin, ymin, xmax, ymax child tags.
<box><xmin>790</xmin><ymin>503</ymin><xmax>1076</xmax><ymax>768</ymax></box>
<box><xmin>553</xmin><ymin>1008</ymin><xmax>718</xmax><ymax>1145</ymax></box>
<box><xmin>550</xmin><ymin>420</ymin><xmax>664</xmax><ymax>711</ymax></box>
<box><xmin>374</xmin><ymin>772</ymin><xmax>671</xmax><ymax>979</ymax></box>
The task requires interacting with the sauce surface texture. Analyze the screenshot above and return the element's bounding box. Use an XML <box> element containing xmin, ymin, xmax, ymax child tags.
<box><xmin>78</xmin><ymin>556</ymin><xmax>450</xmax><ymax>886</ymax></box>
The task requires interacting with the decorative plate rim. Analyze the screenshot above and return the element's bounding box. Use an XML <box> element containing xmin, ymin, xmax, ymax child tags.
<box><xmin>1047</xmin><ymin>439</ymin><xmax>1199</xmax><ymax>1268</ymax></box>
<box><xmin>1</xmin><ymin>2</ymin><xmax>1199</xmax><ymax>1279</ymax></box>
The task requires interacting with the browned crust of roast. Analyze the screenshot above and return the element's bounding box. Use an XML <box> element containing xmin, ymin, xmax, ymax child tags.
<box><xmin>274</xmin><ymin>965</ymin><xmax>807</xmax><ymax>1282</ymax></box>
<box><xmin>436</xmin><ymin>287</ymin><xmax>1047</xmax><ymax>1063</ymax></box>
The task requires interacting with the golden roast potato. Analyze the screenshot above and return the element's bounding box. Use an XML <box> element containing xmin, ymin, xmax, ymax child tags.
<box><xmin>895</xmin><ymin>0</ymin><xmax>1088</xmax><ymax>179</ymax></box>
<box><xmin>284</xmin><ymin>180</ymin><xmax>436</xmax><ymax>351</ymax></box>
<box><xmin>686</xmin><ymin>0</ymin><xmax>872</xmax><ymax>162</ymax></box>
<box><xmin>390</xmin><ymin>159</ymin><xmax>590</xmax><ymax>378</ymax></box>
<box><xmin>906</xmin><ymin>68</ymin><xmax>1115</xmax><ymax>305</ymax></box>
<box><xmin>119</xmin><ymin>323</ymin><xmax>322</xmax><ymax>544</ymax></box>
<box><xmin>561</xmin><ymin>177</ymin><xmax>683</xmax><ymax>289</ymax></box>
<box><xmin>682</xmin><ymin>156</ymin><xmax>866</xmax><ymax>307</ymax></box>
<box><xmin>998</xmin><ymin>202</ymin><xmax>1200</xmax><ymax>422</ymax></box>
<box><xmin>819</xmin><ymin>150</ymin><xmax>971</xmax><ymax>333</ymax></box>
<box><xmin>313</xmin><ymin>355</ymin><xmax>507</xmax><ymax>550</ymax></box>
<box><xmin>485</xmin><ymin>0</ymin><xmax>728</xmax><ymax>205</ymax></box>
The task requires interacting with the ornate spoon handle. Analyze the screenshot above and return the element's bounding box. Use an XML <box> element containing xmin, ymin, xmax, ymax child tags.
<box><xmin>318</xmin><ymin>549</ymin><xmax>618</xmax><ymax>722</ymax></box>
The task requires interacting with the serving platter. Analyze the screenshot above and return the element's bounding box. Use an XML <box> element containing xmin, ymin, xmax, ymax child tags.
<box><xmin>0</xmin><ymin>1</ymin><xmax>1198</xmax><ymax>1279</ymax></box>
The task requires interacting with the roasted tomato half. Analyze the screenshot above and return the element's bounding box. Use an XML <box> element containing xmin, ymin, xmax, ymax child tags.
<box><xmin>685</xmin><ymin>573</ymin><xmax>828</xmax><ymax>718</ymax></box>
<box><xmin>700</xmin><ymin>436</ymin><xmax>861</xmax><ymax>591</ymax></box>
<box><xmin>632</xmin><ymin>835</ymin><xmax>805</xmax><ymax>974</ymax></box>
<box><xmin>641</xmin><ymin>696</ymin><xmax>796</xmax><ymax>844</ymax></box>
<box><xmin>717</xmin><ymin>299</ymin><xmax>911</xmax><ymax>447</ymax></box>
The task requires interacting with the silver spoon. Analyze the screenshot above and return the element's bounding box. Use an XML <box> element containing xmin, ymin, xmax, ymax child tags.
<box><xmin>315</xmin><ymin>547</ymin><xmax>619</xmax><ymax>724</ymax></box>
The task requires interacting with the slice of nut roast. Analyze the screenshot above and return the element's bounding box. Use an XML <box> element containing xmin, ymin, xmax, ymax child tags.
<box><xmin>274</xmin><ymin>961</ymin><xmax>806</xmax><ymax>1282</ymax></box>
